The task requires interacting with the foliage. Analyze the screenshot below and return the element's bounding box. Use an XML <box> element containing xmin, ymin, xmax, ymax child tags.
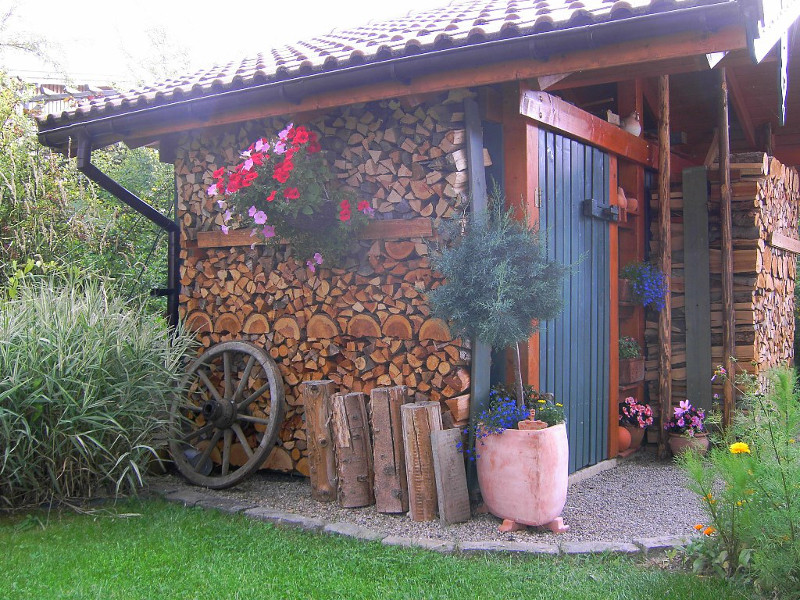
<box><xmin>619</xmin><ymin>336</ymin><xmax>642</xmax><ymax>359</ymax></box>
<box><xmin>620</xmin><ymin>261</ymin><xmax>668</xmax><ymax>311</ymax></box>
<box><xmin>664</xmin><ymin>399</ymin><xmax>706</xmax><ymax>437</ymax></box>
<box><xmin>619</xmin><ymin>396</ymin><xmax>653</xmax><ymax>428</ymax></box>
<box><xmin>0</xmin><ymin>500</ymin><xmax>751</xmax><ymax>600</ymax></box>
<box><xmin>0</xmin><ymin>271</ymin><xmax>195</xmax><ymax>508</ymax></box>
<box><xmin>457</xmin><ymin>385</ymin><xmax>565</xmax><ymax>461</ymax></box>
<box><xmin>682</xmin><ymin>366</ymin><xmax>800</xmax><ymax>596</ymax></box>
<box><xmin>206</xmin><ymin>123</ymin><xmax>370</xmax><ymax>266</ymax></box>
<box><xmin>0</xmin><ymin>72</ymin><xmax>174</xmax><ymax>306</ymax></box>
<box><xmin>428</xmin><ymin>201</ymin><xmax>566</xmax><ymax>352</ymax></box>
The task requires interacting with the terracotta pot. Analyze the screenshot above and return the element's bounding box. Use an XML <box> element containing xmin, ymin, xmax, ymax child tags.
<box><xmin>668</xmin><ymin>432</ymin><xmax>710</xmax><ymax>457</ymax></box>
<box><xmin>623</xmin><ymin>425</ymin><xmax>645</xmax><ymax>448</ymax></box>
<box><xmin>476</xmin><ymin>423</ymin><xmax>568</xmax><ymax>527</ymax></box>
<box><xmin>626</xmin><ymin>195</ymin><xmax>639</xmax><ymax>214</ymax></box>
<box><xmin>619</xmin><ymin>357</ymin><xmax>645</xmax><ymax>384</ymax></box>
<box><xmin>617</xmin><ymin>426</ymin><xmax>632</xmax><ymax>452</ymax></box>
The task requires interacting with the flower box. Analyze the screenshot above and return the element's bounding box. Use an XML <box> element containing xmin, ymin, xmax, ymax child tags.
<box><xmin>619</xmin><ymin>357</ymin><xmax>645</xmax><ymax>385</ymax></box>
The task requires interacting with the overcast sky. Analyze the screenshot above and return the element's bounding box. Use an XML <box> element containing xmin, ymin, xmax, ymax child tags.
<box><xmin>2</xmin><ymin>0</ymin><xmax>445</xmax><ymax>85</ymax></box>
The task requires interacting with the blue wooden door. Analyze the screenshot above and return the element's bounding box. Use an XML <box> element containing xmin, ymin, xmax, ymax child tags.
<box><xmin>538</xmin><ymin>129</ymin><xmax>610</xmax><ymax>473</ymax></box>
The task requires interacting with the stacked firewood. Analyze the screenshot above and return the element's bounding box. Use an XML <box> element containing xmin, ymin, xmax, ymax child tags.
<box><xmin>646</xmin><ymin>153</ymin><xmax>798</xmax><ymax>410</ymax></box>
<box><xmin>174</xmin><ymin>93</ymin><xmax>476</xmax><ymax>474</ymax></box>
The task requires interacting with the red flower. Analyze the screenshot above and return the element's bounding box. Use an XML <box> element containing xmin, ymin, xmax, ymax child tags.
<box><xmin>273</xmin><ymin>167</ymin><xmax>291</xmax><ymax>183</ymax></box>
<box><xmin>339</xmin><ymin>199</ymin><xmax>351</xmax><ymax>222</ymax></box>
<box><xmin>266</xmin><ymin>191</ymin><xmax>277</xmax><ymax>202</ymax></box>
<box><xmin>212</xmin><ymin>167</ymin><xmax>226</xmax><ymax>179</ymax></box>
<box><xmin>284</xmin><ymin>187</ymin><xmax>300</xmax><ymax>200</ymax></box>
<box><xmin>293</xmin><ymin>126</ymin><xmax>310</xmax><ymax>144</ymax></box>
<box><xmin>251</xmin><ymin>152</ymin><xmax>265</xmax><ymax>166</ymax></box>
<box><xmin>307</xmin><ymin>141</ymin><xmax>322</xmax><ymax>154</ymax></box>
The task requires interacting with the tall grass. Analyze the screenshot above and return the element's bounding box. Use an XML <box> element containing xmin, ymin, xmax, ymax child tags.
<box><xmin>0</xmin><ymin>272</ymin><xmax>195</xmax><ymax>508</ymax></box>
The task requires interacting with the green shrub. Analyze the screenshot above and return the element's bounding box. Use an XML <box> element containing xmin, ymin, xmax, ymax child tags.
<box><xmin>682</xmin><ymin>366</ymin><xmax>800</xmax><ymax>596</ymax></box>
<box><xmin>0</xmin><ymin>271</ymin><xmax>195</xmax><ymax>508</ymax></box>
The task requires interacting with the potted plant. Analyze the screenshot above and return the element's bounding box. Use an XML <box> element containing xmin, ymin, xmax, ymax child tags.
<box><xmin>428</xmin><ymin>199</ymin><xmax>569</xmax><ymax>533</ymax></box>
<box><xmin>619</xmin><ymin>261</ymin><xmax>668</xmax><ymax>311</ymax></box>
<box><xmin>206</xmin><ymin>123</ymin><xmax>372</xmax><ymax>268</ymax></box>
<box><xmin>618</xmin><ymin>396</ymin><xmax>653</xmax><ymax>449</ymax></box>
<box><xmin>664</xmin><ymin>399</ymin><xmax>708</xmax><ymax>456</ymax></box>
<box><xmin>619</xmin><ymin>336</ymin><xmax>644</xmax><ymax>385</ymax></box>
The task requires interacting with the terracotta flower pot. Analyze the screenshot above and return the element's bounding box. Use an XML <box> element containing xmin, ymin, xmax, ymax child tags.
<box><xmin>623</xmin><ymin>425</ymin><xmax>645</xmax><ymax>448</ymax></box>
<box><xmin>619</xmin><ymin>357</ymin><xmax>645</xmax><ymax>384</ymax></box>
<box><xmin>668</xmin><ymin>432</ymin><xmax>710</xmax><ymax>457</ymax></box>
<box><xmin>617</xmin><ymin>426</ymin><xmax>632</xmax><ymax>452</ymax></box>
<box><xmin>476</xmin><ymin>423</ymin><xmax>568</xmax><ymax>527</ymax></box>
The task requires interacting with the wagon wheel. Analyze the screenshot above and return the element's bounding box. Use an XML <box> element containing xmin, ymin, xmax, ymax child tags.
<box><xmin>169</xmin><ymin>341</ymin><xmax>285</xmax><ymax>489</ymax></box>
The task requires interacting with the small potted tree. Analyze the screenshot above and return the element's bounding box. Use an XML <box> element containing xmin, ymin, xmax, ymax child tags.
<box><xmin>428</xmin><ymin>199</ymin><xmax>569</xmax><ymax>533</ymax></box>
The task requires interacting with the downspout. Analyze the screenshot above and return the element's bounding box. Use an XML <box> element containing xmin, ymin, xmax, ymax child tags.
<box><xmin>75</xmin><ymin>137</ymin><xmax>181</xmax><ymax>329</ymax></box>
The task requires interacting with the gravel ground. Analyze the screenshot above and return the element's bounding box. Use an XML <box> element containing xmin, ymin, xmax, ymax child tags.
<box><xmin>150</xmin><ymin>447</ymin><xmax>706</xmax><ymax>544</ymax></box>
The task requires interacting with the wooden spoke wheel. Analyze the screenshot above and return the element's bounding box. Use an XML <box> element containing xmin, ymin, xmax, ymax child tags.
<box><xmin>169</xmin><ymin>341</ymin><xmax>285</xmax><ymax>488</ymax></box>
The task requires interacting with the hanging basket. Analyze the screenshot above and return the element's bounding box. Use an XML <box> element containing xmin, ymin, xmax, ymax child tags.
<box><xmin>284</xmin><ymin>201</ymin><xmax>337</xmax><ymax>233</ymax></box>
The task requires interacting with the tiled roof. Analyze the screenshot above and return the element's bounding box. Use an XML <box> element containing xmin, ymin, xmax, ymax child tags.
<box><xmin>37</xmin><ymin>0</ymin><xmax>729</xmax><ymax>132</ymax></box>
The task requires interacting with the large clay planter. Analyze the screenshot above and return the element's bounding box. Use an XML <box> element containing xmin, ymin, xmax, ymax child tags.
<box><xmin>623</xmin><ymin>425</ymin><xmax>645</xmax><ymax>448</ymax></box>
<box><xmin>476</xmin><ymin>423</ymin><xmax>568</xmax><ymax>527</ymax></box>
<box><xmin>617</xmin><ymin>426</ymin><xmax>632</xmax><ymax>452</ymax></box>
<box><xmin>668</xmin><ymin>432</ymin><xmax>710</xmax><ymax>457</ymax></box>
<box><xmin>619</xmin><ymin>358</ymin><xmax>645</xmax><ymax>384</ymax></box>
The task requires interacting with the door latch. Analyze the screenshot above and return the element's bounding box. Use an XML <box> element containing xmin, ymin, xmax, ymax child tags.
<box><xmin>582</xmin><ymin>198</ymin><xmax>619</xmax><ymax>222</ymax></box>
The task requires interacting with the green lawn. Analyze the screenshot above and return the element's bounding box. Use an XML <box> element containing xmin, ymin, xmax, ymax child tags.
<box><xmin>1</xmin><ymin>500</ymin><xmax>751</xmax><ymax>600</ymax></box>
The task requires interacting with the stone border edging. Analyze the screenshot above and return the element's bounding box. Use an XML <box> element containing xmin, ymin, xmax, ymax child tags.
<box><xmin>151</xmin><ymin>484</ymin><xmax>689</xmax><ymax>557</ymax></box>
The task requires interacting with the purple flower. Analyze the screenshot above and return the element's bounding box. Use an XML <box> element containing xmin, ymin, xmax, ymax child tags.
<box><xmin>221</xmin><ymin>224</ymin><xmax>229</xmax><ymax>235</ymax></box>
<box><xmin>261</xmin><ymin>225</ymin><xmax>275</xmax><ymax>238</ymax></box>
<box><xmin>207</xmin><ymin>183</ymin><xmax>218</xmax><ymax>196</ymax></box>
<box><xmin>313</xmin><ymin>252</ymin><xmax>323</xmax><ymax>265</ymax></box>
<box><xmin>253</xmin><ymin>210</ymin><xmax>268</xmax><ymax>225</ymax></box>
<box><xmin>248</xmin><ymin>205</ymin><xmax>257</xmax><ymax>217</ymax></box>
<box><xmin>274</xmin><ymin>140</ymin><xmax>286</xmax><ymax>155</ymax></box>
<box><xmin>223</xmin><ymin>210</ymin><xmax>232</xmax><ymax>222</ymax></box>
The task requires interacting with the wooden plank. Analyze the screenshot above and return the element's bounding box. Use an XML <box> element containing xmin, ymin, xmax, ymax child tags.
<box><xmin>430</xmin><ymin>429</ymin><xmax>471</xmax><ymax>525</ymax></box>
<box><xmin>608</xmin><ymin>155</ymin><xmax>619</xmax><ymax>458</ymax></box>
<box><xmin>657</xmin><ymin>74</ymin><xmax>672</xmax><ymax>459</ymax></box>
<box><xmin>196</xmin><ymin>218</ymin><xmax>434</xmax><ymax>248</ymax></box>
<box><xmin>769</xmin><ymin>231</ymin><xmax>800</xmax><ymax>254</ymax></box>
<box><xmin>330</xmin><ymin>392</ymin><xmax>374</xmax><ymax>508</ymax></box>
<box><xmin>300</xmin><ymin>380</ymin><xmax>337</xmax><ymax>502</ymax></box>
<box><xmin>519</xmin><ymin>90</ymin><xmax>656</xmax><ymax>167</ymax></box>
<box><xmin>719</xmin><ymin>69</ymin><xmax>736</xmax><ymax>429</ymax></box>
<box><xmin>682</xmin><ymin>167</ymin><xmax>713</xmax><ymax>411</ymax></box>
<box><xmin>466</xmin><ymin>95</ymin><xmax>491</xmax><ymax>494</ymax></box>
<box><xmin>401</xmin><ymin>401</ymin><xmax>442</xmax><ymax>521</ymax></box>
<box><xmin>369</xmin><ymin>386</ymin><xmax>409</xmax><ymax>514</ymax></box>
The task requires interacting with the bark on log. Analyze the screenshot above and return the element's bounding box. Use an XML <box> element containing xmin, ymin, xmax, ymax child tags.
<box><xmin>401</xmin><ymin>401</ymin><xmax>442</xmax><ymax>521</ymax></box>
<box><xmin>300</xmin><ymin>380</ymin><xmax>338</xmax><ymax>502</ymax></box>
<box><xmin>369</xmin><ymin>386</ymin><xmax>410</xmax><ymax>513</ymax></box>
<box><xmin>331</xmin><ymin>392</ymin><xmax>374</xmax><ymax>508</ymax></box>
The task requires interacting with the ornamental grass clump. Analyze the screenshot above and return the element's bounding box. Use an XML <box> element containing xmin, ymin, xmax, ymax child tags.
<box><xmin>681</xmin><ymin>366</ymin><xmax>800</xmax><ymax>596</ymax></box>
<box><xmin>0</xmin><ymin>271</ymin><xmax>195</xmax><ymax>508</ymax></box>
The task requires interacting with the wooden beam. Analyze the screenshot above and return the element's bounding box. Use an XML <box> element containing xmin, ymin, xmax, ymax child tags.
<box><xmin>718</xmin><ymin>68</ymin><xmax>735</xmax><ymax>429</ymax></box>
<box><xmin>641</xmin><ymin>77</ymin><xmax>661</xmax><ymax>121</ymax></box>
<box><xmin>608</xmin><ymin>154</ymin><xmax>619</xmax><ymax>459</ymax></box>
<box><xmin>195</xmin><ymin>217</ymin><xmax>434</xmax><ymax>248</ymax></box>
<box><xmin>725</xmin><ymin>69</ymin><xmax>757</xmax><ymax>149</ymax></box>
<box><xmin>657</xmin><ymin>74</ymin><xmax>672</xmax><ymax>460</ymax></box>
<box><xmin>770</xmin><ymin>231</ymin><xmax>800</xmax><ymax>254</ymax></box>
<box><xmin>519</xmin><ymin>90</ymin><xmax>657</xmax><ymax>167</ymax></box>
<box><xmin>121</xmin><ymin>27</ymin><xmax>747</xmax><ymax>149</ymax></box>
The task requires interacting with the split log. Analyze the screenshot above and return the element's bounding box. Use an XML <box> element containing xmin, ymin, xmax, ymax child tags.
<box><xmin>431</xmin><ymin>428</ymin><xmax>471</xmax><ymax>525</ymax></box>
<box><xmin>307</xmin><ymin>314</ymin><xmax>339</xmax><ymax>339</ymax></box>
<box><xmin>401</xmin><ymin>401</ymin><xmax>442</xmax><ymax>521</ymax></box>
<box><xmin>382</xmin><ymin>314</ymin><xmax>413</xmax><ymax>339</ymax></box>
<box><xmin>346</xmin><ymin>314</ymin><xmax>382</xmax><ymax>338</ymax></box>
<box><xmin>419</xmin><ymin>318</ymin><xmax>451</xmax><ymax>341</ymax></box>
<box><xmin>300</xmin><ymin>380</ymin><xmax>337</xmax><ymax>502</ymax></box>
<box><xmin>369</xmin><ymin>386</ymin><xmax>409</xmax><ymax>513</ymax></box>
<box><xmin>243</xmin><ymin>313</ymin><xmax>270</xmax><ymax>334</ymax></box>
<box><xmin>214</xmin><ymin>312</ymin><xmax>242</xmax><ymax>334</ymax></box>
<box><xmin>331</xmin><ymin>392</ymin><xmax>374</xmax><ymax>508</ymax></box>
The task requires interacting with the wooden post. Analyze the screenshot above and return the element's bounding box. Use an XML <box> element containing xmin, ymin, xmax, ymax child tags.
<box><xmin>719</xmin><ymin>68</ymin><xmax>735</xmax><ymax>428</ymax></box>
<box><xmin>369</xmin><ymin>386</ymin><xmax>409</xmax><ymax>513</ymax></box>
<box><xmin>300</xmin><ymin>380</ymin><xmax>337</xmax><ymax>502</ymax></box>
<box><xmin>430</xmin><ymin>428</ymin><xmax>471</xmax><ymax>525</ymax></box>
<box><xmin>401</xmin><ymin>401</ymin><xmax>442</xmax><ymax>521</ymax></box>
<box><xmin>330</xmin><ymin>392</ymin><xmax>374</xmax><ymax>508</ymax></box>
<box><xmin>657</xmin><ymin>75</ymin><xmax>673</xmax><ymax>458</ymax></box>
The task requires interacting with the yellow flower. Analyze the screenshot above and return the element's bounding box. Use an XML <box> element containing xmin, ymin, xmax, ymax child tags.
<box><xmin>703</xmin><ymin>526</ymin><xmax>716</xmax><ymax>536</ymax></box>
<box><xmin>556</xmin><ymin>403</ymin><xmax>563</xmax><ymax>407</ymax></box>
<box><xmin>790</xmin><ymin>439</ymin><xmax>796</xmax><ymax>444</ymax></box>
<box><xmin>538</xmin><ymin>399</ymin><xmax>545</xmax><ymax>404</ymax></box>
<box><xmin>729</xmin><ymin>442</ymin><xmax>751</xmax><ymax>454</ymax></box>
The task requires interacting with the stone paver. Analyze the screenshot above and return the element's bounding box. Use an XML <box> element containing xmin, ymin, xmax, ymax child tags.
<box><xmin>196</xmin><ymin>497</ymin><xmax>257</xmax><ymax>514</ymax></box>
<box><xmin>243</xmin><ymin>506</ymin><xmax>325</xmax><ymax>531</ymax></box>
<box><xmin>381</xmin><ymin>535</ymin><xmax>456</xmax><ymax>553</ymax></box>
<box><xmin>560</xmin><ymin>541</ymin><xmax>641</xmax><ymax>554</ymax></box>
<box><xmin>459</xmin><ymin>540</ymin><xmax>559</xmax><ymax>554</ymax></box>
<box><xmin>633</xmin><ymin>536</ymin><xmax>690</xmax><ymax>554</ymax></box>
<box><xmin>163</xmin><ymin>489</ymin><xmax>211</xmax><ymax>506</ymax></box>
<box><xmin>323</xmin><ymin>522</ymin><xmax>387</xmax><ymax>541</ymax></box>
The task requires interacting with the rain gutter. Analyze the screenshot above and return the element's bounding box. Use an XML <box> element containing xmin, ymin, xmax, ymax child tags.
<box><xmin>38</xmin><ymin>1</ymin><xmax>744</xmax><ymax>152</ymax></box>
<box><xmin>75</xmin><ymin>137</ymin><xmax>181</xmax><ymax>330</ymax></box>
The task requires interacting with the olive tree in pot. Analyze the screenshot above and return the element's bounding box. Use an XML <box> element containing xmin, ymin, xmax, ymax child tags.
<box><xmin>427</xmin><ymin>201</ymin><xmax>570</xmax><ymax>533</ymax></box>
